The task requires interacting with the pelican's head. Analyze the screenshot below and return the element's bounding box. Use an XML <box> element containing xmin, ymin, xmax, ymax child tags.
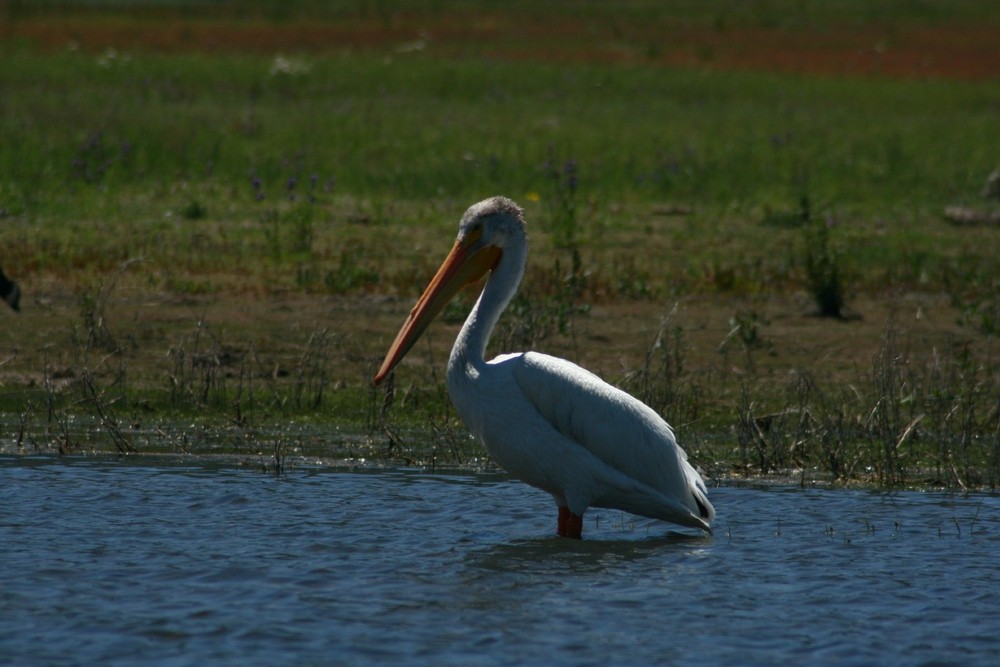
<box><xmin>456</xmin><ymin>196</ymin><xmax>526</xmax><ymax>250</ymax></box>
<box><xmin>373</xmin><ymin>197</ymin><xmax>525</xmax><ymax>386</ymax></box>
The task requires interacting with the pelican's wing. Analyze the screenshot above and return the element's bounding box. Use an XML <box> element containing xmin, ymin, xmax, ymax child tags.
<box><xmin>508</xmin><ymin>351</ymin><xmax>713</xmax><ymax>523</ymax></box>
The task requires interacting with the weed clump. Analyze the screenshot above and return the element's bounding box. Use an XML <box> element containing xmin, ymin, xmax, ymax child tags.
<box><xmin>795</xmin><ymin>196</ymin><xmax>846</xmax><ymax>319</ymax></box>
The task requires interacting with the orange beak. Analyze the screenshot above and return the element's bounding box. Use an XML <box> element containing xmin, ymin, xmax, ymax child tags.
<box><xmin>373</xmin><ymin>231</ymin><xmax>501</xmax><ymax>386</ymax></box>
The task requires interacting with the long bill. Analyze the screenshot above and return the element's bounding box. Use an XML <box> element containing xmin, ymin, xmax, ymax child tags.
<box><xmin>373</xmin><ymin>234</ymin><xmax>501</xmax><ymax>386</ymax></box>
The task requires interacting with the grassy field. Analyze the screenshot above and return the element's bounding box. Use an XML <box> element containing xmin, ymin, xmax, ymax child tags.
<box><xmin>1</xmin><ymin>1</ymin><xmax>998</xmax><ymax>487</ymax></box>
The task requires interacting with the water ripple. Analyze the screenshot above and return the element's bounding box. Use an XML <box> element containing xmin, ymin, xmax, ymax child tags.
<box><xmin>1</xmin><ymin>456</ymin><xmax>998</xmax><ymax>666</ymax></box>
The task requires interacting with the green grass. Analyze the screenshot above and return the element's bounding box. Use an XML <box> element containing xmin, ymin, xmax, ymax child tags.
<box><xmin>3</xmin><ymin>49</ymin><xmax>996</xmax><ymax>212</ymax></box>
<box><xmin>2</xmin><ymin>47</ymin><xmax>997</xmax><ymax>294</ymax></box>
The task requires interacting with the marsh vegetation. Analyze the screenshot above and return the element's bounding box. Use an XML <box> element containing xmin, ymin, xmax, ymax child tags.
<box><xmin>1</xmin><ymin>1</ymin><xmax>998</xmax><ymax>488</ymax></box>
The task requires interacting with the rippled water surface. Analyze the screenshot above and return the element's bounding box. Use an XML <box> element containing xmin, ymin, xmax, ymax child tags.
<box><xmin>2</xmin><ymin>455</ymin><xmax>999</xmax><ymax>666</ymax></box>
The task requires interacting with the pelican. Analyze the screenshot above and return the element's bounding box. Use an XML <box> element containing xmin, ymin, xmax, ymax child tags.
<box><xmin>374</xmin><ymin>197</ymin><xmax>714</xmax><ymax>538</ymax></box>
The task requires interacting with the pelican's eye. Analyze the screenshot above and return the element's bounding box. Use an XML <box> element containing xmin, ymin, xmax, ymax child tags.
<box><xmin>465</xmin><ymin>222</ymin><xmax>484</xmax><ymax>244</ymax></box>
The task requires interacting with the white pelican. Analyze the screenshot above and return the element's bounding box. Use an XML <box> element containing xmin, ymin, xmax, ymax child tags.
<box><xmin>374</xmin><ymin>197</ymin><xmax>714</xmax><ymax>538</ymax></box>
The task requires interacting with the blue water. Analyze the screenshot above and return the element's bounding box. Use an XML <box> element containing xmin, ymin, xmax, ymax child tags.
<box><xmin>2</xmin><ymin>456</ymin><xmax>999</xmax><ymax>666</ymax></box>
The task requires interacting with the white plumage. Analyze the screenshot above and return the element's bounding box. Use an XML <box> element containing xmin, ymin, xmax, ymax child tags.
<box><xmin>375</xmin><ymin>197</ymin><xmax>714</xmax><ymax>537</ymax></box>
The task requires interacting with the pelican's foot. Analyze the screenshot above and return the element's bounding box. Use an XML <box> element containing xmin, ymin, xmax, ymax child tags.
<box><xmin>557</xmin><ymin>506</ymin><xmax>583</xmax><ymax>539</ymax></box>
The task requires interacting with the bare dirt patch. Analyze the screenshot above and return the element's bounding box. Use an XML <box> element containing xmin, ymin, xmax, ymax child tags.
<box><xmin>1</xmin><ymin>283</ymin><xmax>981</xmax><ymax>410</ymax></box>
<box><xmin>5</xmin><ymin>13</ymin><xmax>998</xmax><ymax>81</ymax></box>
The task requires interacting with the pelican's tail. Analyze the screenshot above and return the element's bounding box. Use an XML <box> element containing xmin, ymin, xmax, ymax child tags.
<box><xmin>686</xmin><ymin>462</ymin><xmax>716</xmax><ymax>529</ymax></box>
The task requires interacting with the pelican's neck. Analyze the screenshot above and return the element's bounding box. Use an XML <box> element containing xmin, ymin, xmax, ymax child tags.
<box><xmin>449</xmin><ymin>239</ymin><xmax>526</xmax><ymax>377</ymax></box>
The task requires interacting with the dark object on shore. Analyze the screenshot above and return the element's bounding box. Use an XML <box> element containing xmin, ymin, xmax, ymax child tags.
<box><xmin>943</xmin><ymin>171</ymin><xmax>1000</xmax><ymax>226</ymax></box>
<box><xmin>982</xmin><ymin>170</ymin><xmax>1000</xmax><ymax>201</ymax></box>
<box><xmin>943</xmin><ymin>206</ymin><xmax>1000</xmax><ymax>227</ymax></box>
<box><xmin>0</xmin><ymin>266</ymin><xmax>20</xmax><ymax>311</ymax></box>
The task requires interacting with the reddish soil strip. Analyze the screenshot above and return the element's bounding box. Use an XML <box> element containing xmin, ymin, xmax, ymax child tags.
<box><xmin>4</xmin><ymin>14</ymin><xmax>998</xmax><ymax>81</ymax></box>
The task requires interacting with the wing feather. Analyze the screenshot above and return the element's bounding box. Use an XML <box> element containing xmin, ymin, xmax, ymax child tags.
<box><xmin>507</xmin><ymin>351</ymin><xmax>713</xmax><ymax>523</ymax></box>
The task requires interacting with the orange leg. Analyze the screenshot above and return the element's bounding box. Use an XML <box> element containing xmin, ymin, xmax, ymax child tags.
<box><xmin>557</xmin><ymin>506</ymin><xmax>583</xmax><ymax>539</ymax></box>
